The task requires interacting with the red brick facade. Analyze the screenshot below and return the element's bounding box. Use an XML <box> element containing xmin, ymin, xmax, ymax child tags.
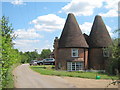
<box><xmin>88</xmin><ymin>48</ymin><xmax>105</xmax><ymax>70</ymax></box>
<box><xmin>55</xmin><ymin>48</ymin><xmax>88</xmax><ymax>70</ymax></box>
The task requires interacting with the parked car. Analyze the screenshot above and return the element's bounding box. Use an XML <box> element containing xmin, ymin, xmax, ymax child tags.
<box><xmin>29</xmin><ymin>60</ymin><xmax>38</xmax><ymax>66</ymax></box>
<box><xmin>37</xmin><ymin>60</ymin><xmax>44</xmax><ymax>65</ymax></box>
<box><xmin>37</xmin><ymin>58</ymin><xmax>55</xmax><ymax>65</ymax></box>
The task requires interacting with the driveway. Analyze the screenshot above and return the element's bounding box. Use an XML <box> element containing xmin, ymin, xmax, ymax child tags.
<box><xmin>13</xmin><ymin>64</ymin><xmax>76</xmax><ymax>88</ymax></box>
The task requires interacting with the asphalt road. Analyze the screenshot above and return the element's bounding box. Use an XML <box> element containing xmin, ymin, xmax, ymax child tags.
<box><xmin>13</xmin><ymin>64</ymin><xmax>76</xmax><ymax>88</ymax></box>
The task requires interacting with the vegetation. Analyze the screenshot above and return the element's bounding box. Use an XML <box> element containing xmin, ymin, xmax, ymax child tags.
<box><xmin>40</xmin><ymin>49</ymin><xmax>51</xmax><ymax>59</ymax></box>
<box><xmin>30</xmin><ymin>65</ymin><xmax>118</xmax><ymax>80</ymax></box>
<box><xmin>107</xmin><ymin>38</ymin><xmax>120</xmax><ymax>76</ymax></box>
<box><xmin>104</xmin><ymin>29</ymin><xmax>120</xmax><ymax>88</ymax></box>
<box><xmin>1</xmin><ymin>16</ymin><xmax>22</xmax><ymax>88</ymax></box>
<box><xmin>19</xmin><ymin>49</ymin><xmax>52</xmax><ymax>63</ymax></box>
<box><xmin>20</xmin><ymin>50</ymin><xmax>40</xmax><ymax>63</ymax></box>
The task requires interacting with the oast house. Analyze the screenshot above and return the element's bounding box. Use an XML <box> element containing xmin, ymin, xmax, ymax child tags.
<box><xmin>53</xmin><ymin>13</ymin><xmax>112</xmax><ymax>71</ymax></box>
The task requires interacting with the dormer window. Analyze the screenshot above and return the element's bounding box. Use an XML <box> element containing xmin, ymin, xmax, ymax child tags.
<box><xmin>72</xmin><ymin>48</ymin><xmax>78</xmax><ymax>57</ymax></box>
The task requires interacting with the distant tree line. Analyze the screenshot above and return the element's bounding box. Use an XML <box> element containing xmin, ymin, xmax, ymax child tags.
<box><xmin>20</xmin><ymin>49</ymin><xmax>51</xmax><ymax>63</ymax></box>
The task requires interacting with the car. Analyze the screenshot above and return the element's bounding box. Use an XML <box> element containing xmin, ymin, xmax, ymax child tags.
<box><xmin>37</xmin><ymin>58</ymin><xmax>55</xmax><ymax>65</ymax></box>
<box><xmin>43</xmin><ymin>58</ymin><xmax>55</xmax><ymax>65</ymax></box>
<box><xmin>37</xmin><ymin>60</ymin><xmax>44</xmax><ymax>65</ymax></box>
<box><xmin>29</xmin><ymin>60</ymin><xmax>38</xmax><ymax>66</ymax></box>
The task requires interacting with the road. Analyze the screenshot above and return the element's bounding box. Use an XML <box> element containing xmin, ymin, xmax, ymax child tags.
<box><xmin>13</xmin><ymin>64</ymin><xmax>76</xmax><ymax>88</ymax></box>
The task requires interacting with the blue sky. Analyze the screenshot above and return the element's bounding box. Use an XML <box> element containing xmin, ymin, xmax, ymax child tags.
<box><xmin>2</xmin><ymin>0</ymin><xmax>118</xmax><ymax>53</ymax></box>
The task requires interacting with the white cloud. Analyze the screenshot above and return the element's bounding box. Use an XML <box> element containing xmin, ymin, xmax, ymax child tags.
<box><xmin>60</xmin><ymin>0</ymin><xmax>119</xmax><ymax>17</ymax></box>
<box><xmin>11</xmin><ymin>0</ymin><xmax>25</xmax><ymax>5</ymax></box>
<box><xmin>60</xmin><ymin>0</ymin><xmax>104</xmax><ymax>16</ymax></box>
<box><xmin>14</xmin><ymin>39</ymin><xmax>40</xmax><ymax>46</ymax></box>
<box><xmin>30</xmin><ymin>14</ymin><xmax>65</xmax><ymax>32</ymax></box>
<box><xmin>13</xmin><ymin>14</ymin><xmax>64</xmax><ymax>53</ymax></box>
<box><xmin>13</xmin><ymin>28</ymin><xmax>43</xmax><ymax>39</ymax></box>
<box><xmin>80</xmin><ymin>22</ymin><xmax>92</xmax><ymax>35</ymax></box>
<box><xmin>104</xmin><ymin>0</ymin><xmax>118</xmax><ymax>9</ymax></box>
<box><xmin>99</xmin><ymin>0</ymin><xmax>119</xmax><ymax>17</ymax></box>
<box><xmin>13</xmin><ymin>28</ymin><xmax>43</xmax><ymax>52</ymax></box>
<box><xmin>13</xmin><ymin>39</ymin><xmax>41</xmax><ymax>53</ymax></box>
<box><xmin>99</xmin><ymin>9</ymin><xmax>118</xmax><ymax>17</ymax></box>
<box><xmin>79</xmin><ymin>22</ymin><xmax>113</xmax><ymax>37</ymax></box>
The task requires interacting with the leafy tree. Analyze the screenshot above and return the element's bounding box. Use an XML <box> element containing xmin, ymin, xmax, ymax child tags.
<box><xmin>1</xmin><ymin>16</ymin><xmax>21</xmax><ymax>88</ymax></box>
<box><xmin>30</xmin><ymin>51</ymin><xmax>39</xmax><ymax>59</ymax></box>
<box><xmin>107</xmin><ymin>29</ymin><xmax>120</xmax><ymax>76</ymax></box>
<box><xmin>25</xmin><ymin>50</ymin><xmax>39</xmax><ymax>62</ymax></box>
<box><xmin>20</xmin><ymin>54</ymin><xmax>29</xmax><ymax>63</ymax></box>
<box><xmin>20</xmin><ymin>50</ymin><xmax>40</xmax><ymax>63</ymax></box>
<box><xmin>107</xmin><ymin>38</ymin><xmax>120</xmax><ymax>75</ymax></box>
<box><xmin>40</xmin><ymin>49</ymin><xmax>51</xmax><ymax>59</ymax></box>
<box><xmin>106</xmin><ymin>29</ymin><xmax>120</xmax><ymax>89</ymax></box>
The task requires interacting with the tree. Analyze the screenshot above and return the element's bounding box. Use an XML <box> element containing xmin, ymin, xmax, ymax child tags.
<box><xmin>20</xmin><ymin>50</ymin><xmax>40</xmax><ymax>63</ymax></box>
<box><xmin>107</xmin><ymin>38</ymin><xmax>120</xmax><ymax>75</ymax></box>
<box><xmin>106</xmin><ymin>29</ymin><xmax>120</xmax><ymax>89</ymax></box>
<box><xmin>1</xmin><ymin>16</ymin><xmax>21</xmax><ymax>88</ymax></box>
<box><xmin>104</xmin><ymin>29</ymin><xmax>119</xmax><ymax>75</ymax></box>
<box><xmin>40</xmin><ymin>49</ymin><xmax>51</xmax><ymax>59</ymax></box>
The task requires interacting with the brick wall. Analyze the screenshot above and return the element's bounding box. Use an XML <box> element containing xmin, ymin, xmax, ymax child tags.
<box><xmin>88</xmin><ymin>48</ymin><xmax>106</xmax><ymax>70</ymax></box>
<box><xmin>55</xmin><ymin>48</ymin><xmax>88</xmax><ymax>70</ymax></box>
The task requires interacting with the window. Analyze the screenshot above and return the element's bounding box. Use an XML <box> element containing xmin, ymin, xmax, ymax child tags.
<box><xmin>67</xmin><ymin>62</ymin><xmax>84</xmax><ymax>71</ymax></box>
<box><xmin>103</xmin><ymin>48</ymin><xmax>109</xmax><ymax>57</ymax></box>
<box><xmin>58</xmin><ymin>63</ymin><xmax>62</xmax><ymax>69</ymax></box>
<box><xmin>72</xmin><ymin>48</ymin><xmax>78</xmax><ymax>57</ymax></box>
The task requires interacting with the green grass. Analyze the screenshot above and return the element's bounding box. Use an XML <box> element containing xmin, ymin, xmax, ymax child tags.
<box><xmin>30</xmin><ymin>65</ymin><xmax>118</xmax><ymax>80</ymax></box>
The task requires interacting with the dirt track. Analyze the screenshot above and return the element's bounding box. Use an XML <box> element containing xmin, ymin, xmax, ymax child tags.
<box><xmin>13</xmin><ymin>64</ymin><xmax>118</xmax><ymax>88</ymax></box>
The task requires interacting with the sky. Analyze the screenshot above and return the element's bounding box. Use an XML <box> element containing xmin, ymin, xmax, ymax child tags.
<box><xmin>1</xmin><ymin>0</ymin><xmax>119</xmax><ymax>54</ymax></box>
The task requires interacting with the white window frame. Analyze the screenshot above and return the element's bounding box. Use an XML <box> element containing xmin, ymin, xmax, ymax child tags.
<box><xmin>67</xmin><ymin>62</ymin><xmax>84</xmax><ymax>71</ymax></box>
<box><xmin>71</xmin><ymin>48</ymin><xmax>78</xmax><ymax>57</ymax></box>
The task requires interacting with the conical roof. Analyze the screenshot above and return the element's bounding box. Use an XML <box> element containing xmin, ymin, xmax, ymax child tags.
<box><xmin>58</xmin><ymin>13</ymin><xmax>88</xmax><ymax>48</ymax></box>
<box><xmin>89</xmin><ymin>15</ymin><xmax>112</xmax><ymax>48</ymax></box>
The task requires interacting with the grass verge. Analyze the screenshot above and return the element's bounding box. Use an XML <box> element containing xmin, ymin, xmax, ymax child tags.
<box><xmin>30</xmin><ymin>65</ymin><xmax>118</xmax><ymax>80</ymax></box>
<box><xmin>4</xmin><ymin>63</ymin><xmax>21</xmax><ymax>88</ymax></box>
